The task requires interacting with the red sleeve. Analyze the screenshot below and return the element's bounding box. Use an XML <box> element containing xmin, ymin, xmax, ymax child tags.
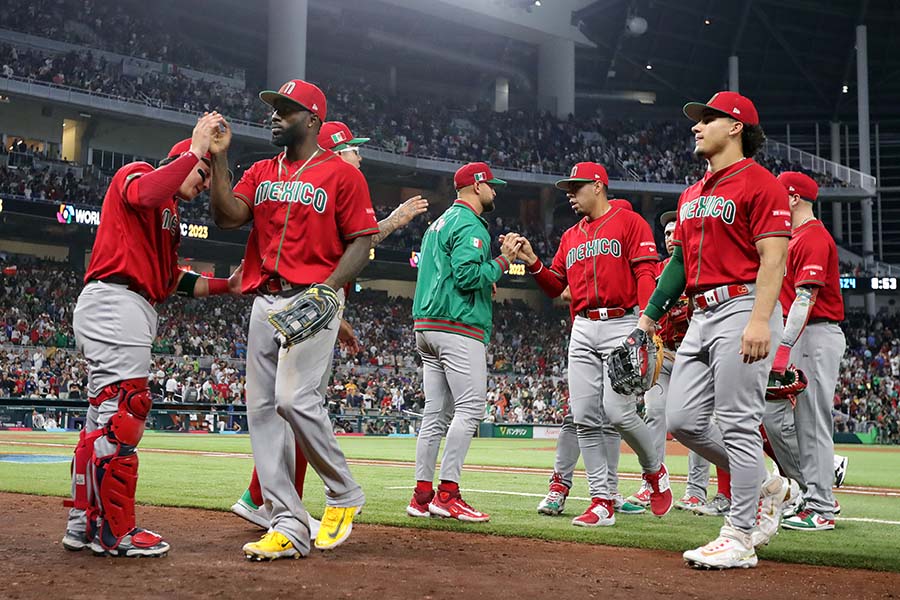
<box><xmin>627</xmin><ymin>215</ymin><xmax>659</xmax><ymax>264</ymax></box>
<box><xmin>791</xmin><ymin>235</ymin><xmax>828</xmax><ymax>288</ymax></box>
<box><xmin>527</xmin><ymin>259</ymin><xmax>567</xmax><ymax>298</ymax></box>
<box><xmin>232</xmin><ymin>161</ymin><xmax>261</xmax><ymax>211</ymax></box>
<box><xmin>336</xmin><ymin>165</ymin><xmax>379</xmax><ymax>240</ymax></box>
<box><xmin>548</xmin><ymin>237</ymin><xmax>568</xmax><ymax>279</ymax></box>
<box><xmin>528</xmin><ymin>236</ymin><xmax>568</xmax><ymax>298</ymax></box>
<box><xmin>125</xmin><ymin>154</ymin><xmax>198</xmax><ymax>209</ymax></box>
<box><xmin>634</xmin><ymin>261</ymin><xmax>657</xmax><ymax>309</ymax></box>
<box><xmin>749</xmin><ymin>173</ymin><xmax>792</xmax><ymax>242</ymax></box>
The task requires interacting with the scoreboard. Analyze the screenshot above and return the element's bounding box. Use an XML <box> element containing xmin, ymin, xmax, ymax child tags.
<box><xmin>840</xmin><ymin>276</ymin><xmax>899</xmax><ymax>293</ymax></box>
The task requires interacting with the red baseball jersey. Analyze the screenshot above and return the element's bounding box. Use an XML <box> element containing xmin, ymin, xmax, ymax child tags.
<box><xmin>547</xmin><ymin>207</ymin><xmax>658</xmax><ymax>314</ymax></box>
<box><xmin>779</xmin><ymin>220</ymin><xmax>844</xmax><ymax>321</ymax></box>
<box><xmin>673</xmin><ymin>158</ymin><xmax>791</xmax><ymax>295</ymax></box>
<box><xmin>232</xmin><ymin>150</ymin><xmax>379</xmax><ymax>293</ymax></box>
<box><xmin>84</xmin><ymin>162</ymin><xmax>183</xmax><ymax>303</ymax></box>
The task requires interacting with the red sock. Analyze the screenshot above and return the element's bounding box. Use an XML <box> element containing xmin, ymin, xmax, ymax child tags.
<box><xmin>294</xmin><ymin>442</ymin><xmax>308</xmax><ymax>500</ymax></box>
<box><xmin>438</xmin><ymin>480</ymin><xmax>459</xmax><ymax>493</ymax></box>
<box><xmin>248</xmin><ymin>468</ymin><xmax>263</xmax><ymax>506</ymax></box>
<box><xmin>716</xmin><ymin>467</ymin><xmax>731</xmax><ymax>500</ymax></box>
<box><xmin>416</xmin><ymin>480</ymin><xmax>434</xmax><ymax>494</ymax></box>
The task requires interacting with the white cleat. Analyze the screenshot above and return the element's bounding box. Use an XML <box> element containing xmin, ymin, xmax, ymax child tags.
<box><xmin>684</xmin><ymin>524</ymin><xmax>758</xmax><ymax>570</ymax></box>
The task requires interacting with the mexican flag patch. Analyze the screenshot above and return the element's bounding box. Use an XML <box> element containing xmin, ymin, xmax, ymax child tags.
<box><xmin>331</xmin><ymin>131</ymin><xmax>346</xmax><ymax>143</ymax></box>
<box><xmin>472</xmin><ymin>237</ymin><xmax>483</xmax><ymax>249</ymax></box>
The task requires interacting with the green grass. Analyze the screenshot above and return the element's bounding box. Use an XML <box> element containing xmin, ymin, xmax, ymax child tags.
<box><xmin>2</xmin><ymin>432</ymin><xmax>899</xmax><ymax>572</ymax></box>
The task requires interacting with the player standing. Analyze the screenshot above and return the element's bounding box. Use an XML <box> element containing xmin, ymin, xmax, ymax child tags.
<box><xmin>208</xmin><ymin>80</ymin><xmax>377</xmax><ymax>559</ymax></box>
<box><xmin>229</xmin><ymin>120</ymin><xmax>428</xmax><ymax>535</ymax></box>
<box><xmin>632</xmin><ymin>92</ymin><xmax>793</xmax><ymax>569</ymax></box>
<box><xmin>536</xmin><ymin>199</ymin><xmax>652</xmax><ymax>518</ymax></box>
<box><xmin>406</xmin><ymin>162</ymin><xmax>522</xmax><ymax>522</ymax></box>
<box><xmin>517</xmin><ymin>162</ymin><xmax>672</xmax><ymax>527</ymax></box>
<box><xmin>770</xmin><ymin>172</ymin><xmax>846</xmax><ymax>531</ymax></box>
<box><xmin>61</xmin><ymin>115</ymin><xmax>243</xmax><ymax>557</ymax></box>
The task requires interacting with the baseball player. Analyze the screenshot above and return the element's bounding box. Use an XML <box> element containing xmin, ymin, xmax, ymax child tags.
<box><xmin>61</xmin><ymin>114</ymin><xmax>243</xmax><ymax>557</ymax></box>
<box><xmin>406</xmin><ymin>162</ymin><xmax>522</xmax><ymax>522</ymax></box>
<box><xmin>769</xmin><ymin>172</ymin><xmax>846</xmax><ymax>531</ymax></box>
<box><xmin>618</xmin><ymin>210</ymin><xmax>713</xmax><ymax>511</ymax></box>
<box><xmin>517</xmin><ymin>162</ymin><xmax>673</xmax><ymax>528</ymax></box>
<box><xmin>633</xmin><ymin>91</ymin><xmax>793</xmax><ymax>569</ymax></box>
<box><xmin>536</xmin><ymin>199</ymin><xmax>652</xmax><ymax>517</ymax></box>
<box><xmin>229</xmin><ymin>120</ymin><xmax>428</xmax><ymax>535</ymax></box>
<box><xmin>208</xmin><ymin>79</ymin><xmax>378</xmax><ymax>559</ymax></box>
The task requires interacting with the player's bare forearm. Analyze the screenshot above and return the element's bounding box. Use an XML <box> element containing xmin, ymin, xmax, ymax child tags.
<box><xmin>750</xmin><ymin>237</ymin><xmax>788</xmax><ymax>324</ymax></box>
<box><xmin>324</xmin><ymin>236</ymin><xmax>373</xmax><ymax>290</ymax></box>
<box><xmin>209</xmin><ymin>152</ymin><xmax>251</xmax><ymax>229</ymax></box>
<box><xmin>371</xmin><ymin>214</ymin><xmax>401</xmax><ymax>246</ymax></box>
<box><xmin>370</xmin><ymin>195</ymin><xmax>428</xmax><ymax>246</ymax></box>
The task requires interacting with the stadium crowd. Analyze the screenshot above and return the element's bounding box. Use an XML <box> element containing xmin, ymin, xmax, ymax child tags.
<box><xmin>1</xmin><ymin>39</ymin><xmax>840</xmax><ymax>187</ymax></box>
<box><xmin>1</xmin><ymin>257</ymin><xmax>898</xmax><ymax>442</ymax></box>
<box><xmin>0</xmin><ymin>0</ymin><xmax>235</xmax><ymax>76</ymax></box>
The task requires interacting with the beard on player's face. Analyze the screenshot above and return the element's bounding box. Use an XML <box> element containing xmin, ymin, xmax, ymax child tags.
<box><xmin>271</xmin><ymin>119</ymin><xmax>307</xmax><ymax>147</ymax></box>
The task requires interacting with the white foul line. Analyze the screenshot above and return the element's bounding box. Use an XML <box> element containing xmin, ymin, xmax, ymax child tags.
<box><xmin>386</xmin><ymin>486</ymin><xmax>900</xmax><ymax>526</ymax></box>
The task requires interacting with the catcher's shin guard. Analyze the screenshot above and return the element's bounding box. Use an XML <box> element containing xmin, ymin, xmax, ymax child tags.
<box><xmin>64</xmin><ymin>426</ymin><xmax>104</xmax><ymax>538</ymax></box>
<box><xmin>91</xmin><ymin>378</ymin><xmax>152</xmax><ymax>549</ymax></box>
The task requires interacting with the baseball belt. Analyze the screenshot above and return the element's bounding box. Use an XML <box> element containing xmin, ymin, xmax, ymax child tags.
<box><xmin>691</xmin><ymin>284</ymin><xmax>753</xmax><ymax>311</ymax></box>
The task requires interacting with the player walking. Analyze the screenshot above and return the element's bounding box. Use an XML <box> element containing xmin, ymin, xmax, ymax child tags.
<box><xmin>632</xmin><ymin>92</ymin><xmax>793</xmax><ymax>569</ymax></box>
<box><xmin>770</xmin><ymin>172</ymin><xmax>846</xmax><ymax>531</ymax></box>
<box><xmin>208</xmin><ymin>80</ymin><xmax>377</xmax><ymax>559</ymax></box>
<box><xmin>229</xmin><ymin>120</ymin><xmax>428</xmax><ymax>535</ymax></box>
<box><xmin>406</xmin><ymin>162</ymin><xmax>522</xmax><ymax>522</ymax></box>
<box><xmin>517</xmin><ymin>162</ymin><xmax>672</xmax><ymax>528</ymax></box>
<box><xmin>61</xmin><ymin>114</ymin><xmax>243</xmax><ymax>557</ymax></box>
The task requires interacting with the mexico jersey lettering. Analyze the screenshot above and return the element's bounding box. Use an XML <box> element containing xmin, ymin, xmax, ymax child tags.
<box><xmin>232</xmin><ymin>150</ymin><xmax>379</xmax><ymax>293</ymax></box>
<box><xmin>672</xmin><ymin>158</ymin><xmax>791</xmax><ymax>295</ymax></box>
<box><xmin>779</xmin><ymin>220</ymin><xmax>844</xmax><ymax>322</ymax></box>
<box><xmin>84</xmin><ymin>162</ymin><xmax>182</xmax><ymax>303</ymax></box>
<box><xmin>549</xmin><ymin>207</ymin><xmax>657</xmax><ymax>313</ymax></box>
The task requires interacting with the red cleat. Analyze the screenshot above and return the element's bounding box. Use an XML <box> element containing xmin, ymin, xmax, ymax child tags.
<box><xmin>642</xmin><ymin>463</ymin><xmax>674</xmax><ymax>517</ymax></box>
<box><xmin>428</xmin><ymin>489</ymin><xmax>490</xmax><ymax>522</ymax></box>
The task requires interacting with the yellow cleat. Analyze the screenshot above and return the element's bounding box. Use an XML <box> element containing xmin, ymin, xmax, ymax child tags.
<box><xmin>314</xmin><ymin>506</ymin><xmax>362</xmax><ymax>551</ymax></box>
<box><xmin>242</xmin><ymin>531</ymin><xmax>301</xmax><ymax>561</ymax></box>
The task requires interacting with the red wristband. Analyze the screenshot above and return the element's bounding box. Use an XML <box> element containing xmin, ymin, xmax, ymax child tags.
<box><xmin>772</xmin><ymin>345</ymin><xmax>792</xmax><ymax>374</ymax></box>
<box><xmin>206</xmin><ymin>277</ymin><xmax>230</xmax><ymax>296</ymax></box>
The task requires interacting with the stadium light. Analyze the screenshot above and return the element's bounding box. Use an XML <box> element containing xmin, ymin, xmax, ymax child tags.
<box><xmin>842</xmin><ymin>84</ymin><xmax>849</xmax><ymax>94</ymax></box>
<box><xmin>534</xmin><ymin>0</ymin><xmax>541</xmax><ymax>6</ymax></box>
<box><xmin>645</xmin><ymin>62</ymin><xmax>652</xmax><ymax>70</ymax></box>
<box><xmin>704</xmin><ymin>18</ymin><xmax>711</xmax><ymax>25</ymax></box>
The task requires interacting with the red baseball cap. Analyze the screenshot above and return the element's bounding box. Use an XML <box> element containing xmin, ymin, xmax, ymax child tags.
<box><xmin>555</xmin><ymin>162</ymin><xmax>609</xmax><ymax>190</ymax></box>
<box><xmin>168</xmin><ymin>138</ymin><xmax>210</xmax><ymax>161</ymax></box>
<box><xmin>683</xmin><ymin>91</ymin><xmax>759</xmax><ymax>126</ymax></box>
<box><xmin>318</xmin><ymin>121</ymin><xmax>370</xmax><ymax>152</ymax></box>
<box><xmin>259</xmin><ymin>79</ymin><xmax>327</xmax><ymax>121</ymax></box>
<box><xmin>778</xmin><ymin>171</ymin><xmax>819</xmax><ymax>202</ymax></box>
<box><xmin>454</xmin><ymin>162</ymin><xmax>506</xmax><ymax>190</ymax></box>
<box><xmin>609</xmin><ymin>198</ymin><xmax>632</xmax><ymax>211</ymax></box>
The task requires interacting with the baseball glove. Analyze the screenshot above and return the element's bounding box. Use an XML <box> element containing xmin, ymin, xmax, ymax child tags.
<box><xmin>267</xmin><ymin>283</ymin><xmax>339</xmax><ymax>349</ymax></box>
<box><xmin>609</xmin><ymin>328</ymin><xmax>664</xmax><ymax>396</ymax></box>
<box><xmin>765</xmin><ymin>365</ymin><xmax>808</xmax><ymax>403</ymax></box>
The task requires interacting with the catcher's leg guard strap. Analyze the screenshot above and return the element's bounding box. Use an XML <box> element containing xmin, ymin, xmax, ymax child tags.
<box><xmin>93</xmin><ymin>379</ymin><xmax>151</xmax><ymax>543</ymax></box>
<box><xmin>68</xmin><ymin>427</ymin><xmax>103</xmax><ymax>511</ymax></box>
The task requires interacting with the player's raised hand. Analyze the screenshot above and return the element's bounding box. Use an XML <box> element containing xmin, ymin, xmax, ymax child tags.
<box><xmin>190</xmin><ymin>112</ymin><xmax>221</xmax><ymax>158</ymax></box>
<box><xmin>390</xmin><ymin>195</ymin><xmax>429</xmax><ymax>228</ymax></box>
<box><xmin>740</xmin><ymin>317</ymin><xmax>771</xmax><ymax>363</ymax></box>
<box><xmin>208</xmin><ymin>115</ymin><xmax>232</xmax><ymax>155</ymax></box>
<box><xmin>499</xmin><ymin>232</ymin><xmax>523</xmax><ymax>263</ymax></box>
